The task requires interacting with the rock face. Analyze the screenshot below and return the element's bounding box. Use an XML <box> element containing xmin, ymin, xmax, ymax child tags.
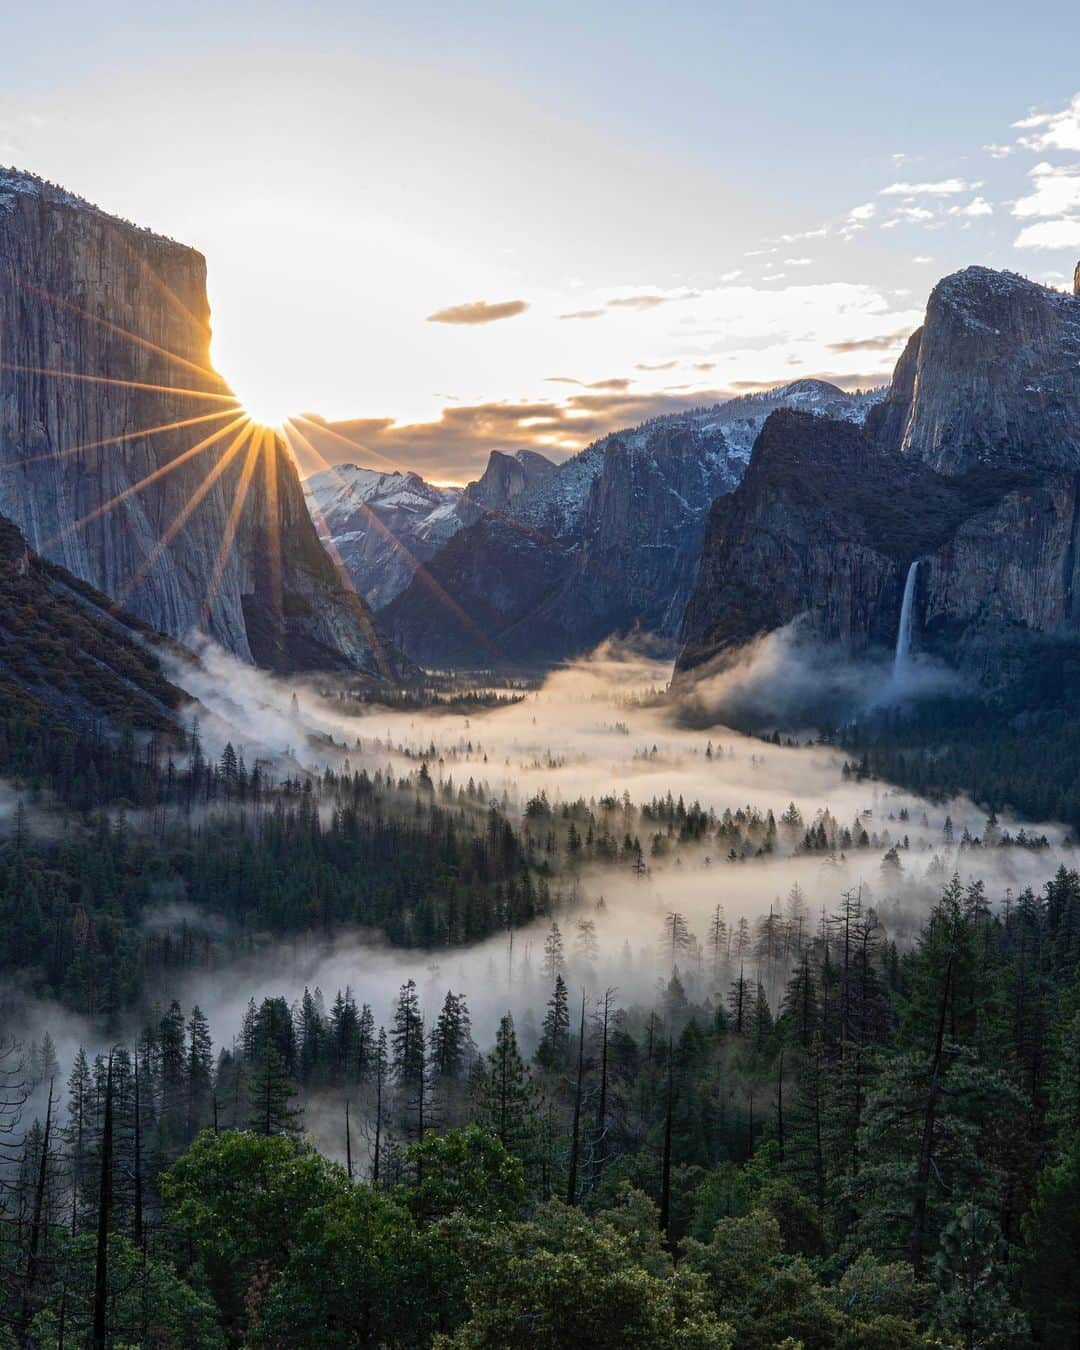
<box><xmin>381</xmin><ymin>383</ymin><xmax>881</xmax><ymax>669</ymax></box>
<box><xmin>456</xmin><ymin>449</ymin><xmax>557</xmax><ymax>525</ymax></box>
<box><xmin>0</xmin><ymin>168</ymin><xmax>397</xmax><ymax>678</ymax></box>
<box><xmin>871</xmin><ymin>267</ymin><xmax>1080</xmax><ymax>474</ymax></box>
<box><xmin>677</xmin><ymin>267</ymin><xmax>1080</xmax><ymax>694</ymax></box>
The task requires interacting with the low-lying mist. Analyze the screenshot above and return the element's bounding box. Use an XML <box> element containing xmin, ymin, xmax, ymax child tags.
<box><xmin>2</xmin><ymin>620</ymin><xmax>1070</xmax><ymax>1162</ymax></box>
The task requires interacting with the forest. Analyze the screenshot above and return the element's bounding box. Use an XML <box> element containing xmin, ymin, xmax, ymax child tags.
<box><xmin>3</xmin><ymin>650</ymin><xmax>1080</xmax><ymax>1345</ymax></box>
<box><xmin>0</xmin><ymin>862</ymin><xmax>1079</xmax><ymax>1345</ymax></box>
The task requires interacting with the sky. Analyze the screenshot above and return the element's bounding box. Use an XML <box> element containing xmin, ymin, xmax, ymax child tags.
<box><xmin>2</xmin><ymin>2</ymin><xmax>1079</xmax><ymax>482</ymax></box>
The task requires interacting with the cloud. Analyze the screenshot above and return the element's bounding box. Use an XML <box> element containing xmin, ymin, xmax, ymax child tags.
<box><xmin>605</xmin><ymin>290</ymin><xmax>700</xmax><ymax>310</ymax></box>
<box><xmin>913</xmin><ymin>255</ymin><xmax>934</xmax><ymax>264</ymax></box>
<box><xmin>948</xmin><ymin>196</ymin><xmax>994</xmax><ymax>218</ymax></box>
<box><xmin>1013</xmin><ymin>219</ymin><xmax>1080</xmax><ymax>250</ymax></box>
<box><xmin>426</xmin><ymin>298</ymin><xmax>529</xmax><ymax>325</ymax></box>
<box><xmin>880</xmin><ymin>178</ymin><xmax>980</xmax><ymax>196</ymax></box>
<box><xmin>1014</xmin><ymin>93</ymin><xmax>1080</xmax><ymax>152</ymax></box>
<box><xmin>1011</xmin><ymin>162</ymin><xmax>1080</xmax><ymax>218</ymax></box>
<box><xmin>545</xmin><ymin>376</ymin><xmax>635</xmax><ymax>390</ymax></box>
<box><xmin>778</xmin><ymin>226</ymin><xmax>829</xmax><ymax>243</ymax></box>
<box><xmin>1011</xmin><ymin>162</ymin><xmax>1080</xmax><ymax>250</ymax></box>
<box><xmin>784</xmin><ymin>257</ymin><xmax>813</xmax><ymax>266</ymax></box>
<box><xmin>828</xmin><ymin>328</ymin><xmax>913</xmax><ymax>353</ymax></box>
<box><xmin>559</xmin><ymin>308</ymin><xmax>605</xmax><ymax>320</ymax></box>
<box><xmin>635</xmin><ymin>360</ymin><xmax>677</xmax><ymax>371</ymax></box>
<box><xmin>718</xmin><ymin>269</ymin><xmax>743</xmax><ymax>282</ymax></box>
<box><xmin>839</xmin><ymin>203</ymin><xmax>876</xmax><ymax>238</ymax></box>
<box><xmin>984</xmin><ymin>143</ymin><xmax>1013</xmax><ymax>159</ymax></box>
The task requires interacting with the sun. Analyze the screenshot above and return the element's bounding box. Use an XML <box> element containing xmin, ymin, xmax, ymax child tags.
<box><xmin>237</xmin><ymin>389</ymin><xmax>296</xmax><ymax>431</ymax></box>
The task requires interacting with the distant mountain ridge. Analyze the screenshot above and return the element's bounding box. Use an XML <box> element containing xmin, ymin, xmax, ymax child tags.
<box><xmin>374</xmin><ymin>381</ymin><xmax>882</xmax><ymax>668</ymax></box>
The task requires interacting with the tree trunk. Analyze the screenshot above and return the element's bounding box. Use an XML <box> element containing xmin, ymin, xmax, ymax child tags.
<box><xmin>566</xmin><ymin>991</ymin><xmax>586</xmax><ymax>1206</ymax></box>
<box><xmin>909</xmin><ymin>951</ymin><xmax>954</xmax><ymax>1274</ymax></box>
<box><xmin>92</xmin><ymin>1056</ymin><xmax>113</xmax><ymax>1350</ymax></box>
<box><xmin>658</xmin><ymin>1039</ymin><xmax>674</xmax><ymax>1248</ymax></box>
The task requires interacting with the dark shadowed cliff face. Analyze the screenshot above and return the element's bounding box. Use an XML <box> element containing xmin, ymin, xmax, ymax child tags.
<box><xmin>0</xmin><ymin>168</ymin><xmax>397</xmax><ymax>678</ymax></box>
<box><xmin>677</xmin><ymin>267</ymin><xmax>1080</xmax><ymax>692</ymax></box>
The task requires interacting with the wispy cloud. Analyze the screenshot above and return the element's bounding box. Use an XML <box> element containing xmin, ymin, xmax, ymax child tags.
<box><xmin>880</xmin><ymin>178</ymin><xmax>981</xmax><ymax>196</ymax></box>
<box><xmin>426</xmin><ymin>298</ymin><xmax>529</xmax><ymax>325</ymax></box>
<box><xmin>559</xmin><ymin>308</ymin><xmax>605</xmax><ymax>321</ymax></box>
<box><xmin>1014</xmin><ymin>93</ymin><xmax>1080</xmax><ymax>152</ymax></box>
<box><xmin>605</xmin><ymin>289</ymin><xmax>700</xmax><ymax>310</ymax></box>
<box><xmin>828</xmin><ymin>328</ymin><xmax>913</xmax><ymax>353</ymax></box>
<box><xmin>635</xmin><ymin>360</ymin><xmax>678</xmax><ymax>371</ymax></box>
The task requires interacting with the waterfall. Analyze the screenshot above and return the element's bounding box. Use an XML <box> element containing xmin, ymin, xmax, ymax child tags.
<box><xmin>894</xmin><ymin>560</ymin><xmax>919</xmax><ymax>677</ymax></box>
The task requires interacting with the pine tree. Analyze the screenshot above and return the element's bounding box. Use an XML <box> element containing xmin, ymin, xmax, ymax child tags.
<box><xmin>185</xmin><ymin>1006</ymin><xmax>213</xmax><ymax>1139</ymax></box>
<box><xmin>247</xmin><ymin>1044</ymin><xmax>302</xmax><ymax>1137</ymax></box>
<box><xmin>391</xmin><ymin>980</ymin><xmax>425</xmax><ymax>1100</ymax></box>
<box><xmin>536</xmin><ymin>974</ymin><xmax>570</xmax><ymax>1069</ymax></box>
<box><xmin>476</xmin><ymin>1014</ymin><xmax>536</xmax><ymax>1161</ymax></box>
<box><xmin>541</xmin><ymin>923</ymin><xmax>565</xmax><ymax>986</ymax></box>
<box><xmin>430</xmin><ymin>991</ymin><xmax>473</xmax><ymax>1083</ymax></box>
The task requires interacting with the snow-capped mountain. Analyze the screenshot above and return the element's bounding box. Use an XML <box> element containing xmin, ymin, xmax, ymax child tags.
<box><xmin>380</xmin><ymin>381</ymin><xmax>882</xmax><ymax>668</ymax></box>
<box><xmin>303</xmin><ymin>466</ymin><xmax>462</xmax><ymax>608</ymax></box>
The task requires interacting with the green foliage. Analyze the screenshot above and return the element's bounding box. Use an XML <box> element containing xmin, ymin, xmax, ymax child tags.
<box><xmin>405</xmin><ymin>1126</ymin><xmax>526</xmax><ymax>1225</ymax></box>
<box><xmin>29</xmin><ymin>1234</ymin><xmax>224</xmax><ymax>1349</ymax></box>
<box><xmin>439</xmin><ymin>1197</ymin><xmax>733</xmax><ymax>1348</ymax></box>
<box><xmin>1020</xmin><ymin>1136</ymin><xmax>1080</xmax><ymax>1345</ymax></box>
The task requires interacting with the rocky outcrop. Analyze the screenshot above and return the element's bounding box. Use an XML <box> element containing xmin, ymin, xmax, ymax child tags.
<box><xmin>456</xmin><ymin>449</ymin><xmax>556</xmax><ymax>525</ymax></box>
<box><xmin>0</xmin><ymin>168</ymin><xmax>399</xmax><ymax>678</ymax></box>
<box><xmin>870</xmin><ymin>267</ymin><xmax>1080</xmax><ymax>474</ymax></box>
<box><xmin>677</xmin><ymin>266</ymin><xmax>1080</xmax><ymax>694</ymax></box>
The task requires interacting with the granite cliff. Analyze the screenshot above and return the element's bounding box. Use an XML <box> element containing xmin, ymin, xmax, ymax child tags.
<box><xmin>0</xmin><ymin>168</ymin><xmax>398</xmax><ymax>678</ymax></box>
<box><xmin>677</xmin><ymin>267</ymin><xmax>1080</xmax><ymax>695</ymax></box>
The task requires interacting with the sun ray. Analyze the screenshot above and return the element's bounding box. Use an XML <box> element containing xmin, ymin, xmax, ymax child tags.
<box><xmin>290</xmin><ymin>412</ymin><xmax>557</xmax><ymax>549</ymax></box>
<box><xmin>290</xmin><ymin>413</ymin><xmax>417</xmax><ymax>478</ymax></box>
<box><xmin>278</xmin><ymin>424</ymin><xmax>407</xmax><ymax>682</ymax></box>
<box><xmin>11</xmin><ymin>408</ymin><xmax>237</xmax><ymax>469</ymax></box>
<box><xmin>117</xmin><ymin>421</ymin><xmax>257</xmax><ymax>605</ymax></box>
<box><xmin>199</xmin><ymin>426</ymin><xmax>265</xmax><ymax>629</ymax></box>
<box><xmin>14</xmin><ymin>279</ymin><xmax>227</xmax><ymax>384</ymax></box>
<box><xmin>40</xmin><ymin>413</ymin><xmax>251</xmax><ymax>553</ymax></box>
<box><xmin>0</xmin><ymin>362</ymin><xmax>240</xmax><ymax>403</ymax></box>
<box><xmin>262</xmin><ymin>426</ymin><xmax>284</xmax><ymax>647</ymax></box>
<box><xmin>283</xmin><ymin>419</ymin><xmax>498</xmax><ymax>661</ymax></box>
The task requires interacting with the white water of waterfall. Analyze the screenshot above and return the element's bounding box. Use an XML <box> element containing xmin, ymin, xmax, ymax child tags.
<box><xmin>894</xmin><ymin>560</ymin><xmax>919</xmax><ymax>678</ymax></box>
